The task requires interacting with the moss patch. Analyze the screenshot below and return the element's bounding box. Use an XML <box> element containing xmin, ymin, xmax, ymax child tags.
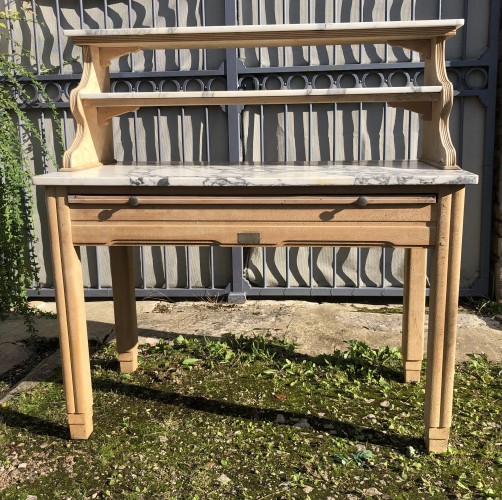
<box><xmin>0</xmin><ymin>336</ymin><xmax>501</xmax><ymax>499</ymax></box>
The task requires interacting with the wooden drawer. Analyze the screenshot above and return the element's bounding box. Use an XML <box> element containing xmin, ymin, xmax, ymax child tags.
<box><xmin>68</xmin><ymin>194</ymin><xmax>436</xmax><ymax>223</ymax></box>
<box><xmin>68</xmin><ymin>194</ymin><xmax>437</xmax><ymax>247</ymax></box>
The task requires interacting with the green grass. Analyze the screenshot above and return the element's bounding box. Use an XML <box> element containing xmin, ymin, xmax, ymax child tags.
<box><xmin>0</xmin><ymin>335</ymin><xmax>501</xmax><ymax>499</ymax></box>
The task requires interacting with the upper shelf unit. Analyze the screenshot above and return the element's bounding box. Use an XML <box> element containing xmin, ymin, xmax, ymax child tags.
<box><xmin>64</xmin><ymin>20</ymin><xmax>464</xmax><ymax>53</ymax></box>
<box><xmin>61</xmin><ymin>20</ymin><xmax>464</xmax><ymax>172</ymax></box>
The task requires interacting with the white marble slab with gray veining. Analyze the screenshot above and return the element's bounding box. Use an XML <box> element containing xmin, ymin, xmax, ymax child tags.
<box><xmin>33</xmin><ymin>161</ymin><xmax>478</xmax><ymax>187</ymax></box>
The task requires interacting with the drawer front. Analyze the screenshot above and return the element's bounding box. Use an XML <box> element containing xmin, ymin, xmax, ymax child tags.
<box><xmin>68</xmin><ymin>194</ymin><xmax>437</xmax><ymax>247</ymax></box>
<box><xmin>68</xmin><ymin>194</ymin><xmax>436</xmax><ymax>223</ymax></box>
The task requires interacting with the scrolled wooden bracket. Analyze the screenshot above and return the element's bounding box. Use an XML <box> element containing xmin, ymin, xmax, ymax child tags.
<box><xmin>97</xmin><ymin>106</ymin><xmax>140</xmax><ymax>126</ymax></box>
<box><xmin>389</xmin><ymin>101</ymin><xmax>433</xmax><ymax>120</ymax></box>
<box><xmin>389</xmin><ymin>39</ymin><xmax>432</xmax><ymax>59</ymax></box>
<box><xmin>99</xmin><ymin>47</ymin><xmax>141</xmax><ymax>67</ymax></box>
<box><xmin>62</xmin><ymin>46</ymin><xmax>115</xmax><ymax>171</ymax></box>
<box><xmin>420</xmin><ymin>37</ymin><xmax>458</xmax><ymax>170</ymax></box>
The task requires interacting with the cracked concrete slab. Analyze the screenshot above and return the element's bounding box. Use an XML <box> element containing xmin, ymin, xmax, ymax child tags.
<box><xmin>132</xmin><ymin>300</ymin><xmax>502</xmax><ymax>361</ymax></box>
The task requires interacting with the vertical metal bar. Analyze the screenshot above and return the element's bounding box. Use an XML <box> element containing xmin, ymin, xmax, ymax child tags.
<box><xmin>140</xmin><ymin>247</ymin><xmax>146</xmax><ymax>290</ymax></box>
<box><xmin>383</xmin><ymin>104</ymin><xmax>387</xmax><ymax>161</ymax></box>
<box><xmin>262</xmin><ymin>248</ymin><xmax>267</xmax><ymax>288</ymax></box>
<box><xmin>384</xmin><ymin>0</ymin><xmax>389</xmax><ymax>63</ymax></box>
<box><xmin>258</xmin><ymin>0</ymin><xmax>263</xmax><ymax>66</ymax></box>
<box><xmin>133</xmin><ymin>110</ymin><xmax>139</xmax><ymax>163</ymax></box>
<box><xmin>381</xmin><ymin>248</ymin><xmax>386</xmax><ymax>288</ymax></box>
<box><xmin>308</xmin><ymin>0</ymin><xmax>312</xmax><ymax>65</ymax></box>
<box><xmin>462</xmin><ymin>0</ymin><xmax>468</xmax><ymax>60</ymax></box>
<box><xmin>205</xmin><ymin>107</ymin><xmax>211</xmax><ymax>162</ymax></box>
<box><xmin>226</xmin><ymin>0</ymin><xmax>246</xmax><ymax>303</ymax></box>
<box><xmin>283</xmin><ymin>0</ymin><xmax>287</xmax><ymax>65</ymax></box>
<box><xmin>286</xmin><ymin>247</ymin><xmax>290</xmax><ymax>288</ymax></box>
<box><xmin>357</xmin><ymin>248</ymin><xmax>361</xmax><ymax>288</ymax></box>
<box><xmin>151</xmin><ymin>0</ymin><xmax>158</xmax><ymax>71</ymax></box>
<box><xmin>225</xmin><ymin>1</ymin><xmax>241</xmax><ymax>163</ymax></box>
<box><xmin>79</xmin><ymin>0</ymin><xmax>84</xmax><ymax>28</ymax></box>
<box><xmin>157</xmin><ymin>108</ymin><xmax>162</xmax><ymax>162</ymax></box>
<box><xmin>6</xmin><ymin>0</ymin><xmax>16</xmax><ymax>59</ymax></box>
<box><xmin>62</xmin><ymin>109</ymin><xmax>69</xmax><ymax>150</ymax></box>
<box><xmin>332</xmin><ymin>247</ymin><xmax>337</xmax><ymax>288</ymax></box>
<box><xmin>176</xmin><ymin>0</ymin><xmax>181</xmax><ymax>69</ymax></box>
<box><xmin>39</xmin><ymin>110</ymin><xmax>49</xmax><ymax>174</ymax></box>
<box><xmin>31</xmin><ymin>0</ymin><xmax>41</xmax><ymax>74</ymax></box>
<box><xmin>163</xmin><ymin>246</ymin><xmax>169</xmax><ymax>288</ymax></box>
<box><xmin>55</xmin><ymin>0</ymin><xmax>64</xmax><ymax>74</ymax></box>
<box><xmin>186</xmin><ymin>247</ymin><xmax>192</xmax><ymax>289</ymax></box>
<box><xmin>333</xmin><ymin>103</ymin><xmax>337</xmax><ymax>160</ymax></box>
<box><xmin>96</xmin><ymin>247</ymin><xmax>102</xmax><ymax>290</ymax></box>
<box><xmin>309</xmin><ymin>103</ymin><xmax>313</xmax><ymax>161</ymax></box>
<box><xmin>104</xmin><ymin>0</ymin><xmax>109</xmax><ymax>29</ymax></box>
<box><xmin>359</xmin><ymin>0</ymin><xmax>363</xmax><ymax>63</ymax></box>
<box><xmin>181</xmin><ymin>107</ymin><xmax>186</xmax><ymax>162</ymax></box>
<box><xmin>333</xmin><ymin>0</ymin><xmax>337</xmax><ymax>66</ymax></box>
<box><xmin>210</xmin><ymin>247</ymin><xmax>215</xmax><ymax>289</ymax></box>
<box><xmin>15</xmin><ymin>112</ymin><xmax>37</xmax><ymax>287</ymax></box>
<box><xmin>128</xmin><ymin>0</ymin><xmax>135</xmax><ymax>71</ymax></box>
<box><xmin>308</xmin><ymin>247</ymin><xmax>313</xmax><ymax>287</ymax></box>
<box><xmin>438</xmin><ymin>0</ymin><xmax>442</xmax><ymax>19</ymax></box>
<box><xmin>201</xmin><ymin>0</ymin><xmax>207</xmax><ymax>70</ymax></box>
<box><xmin>260</xmin><ymin>105</ymin><xmax>265</xmax><ymax>162</ymax></box>
<box><xmin>458</xmin><ymin>98</ymin><xmax>465</xmax><ymax>166</ymax></box>
<box><xmin>358</xmin><ymin>103</ymin><xmax>362</xmax><ymax>161</ymax></box>
<box><xmin>408</xmin><ymin>111</ymin><xmax>412</xmax><ymax>160</ymax></box>
<box><xmin>230</xmin><ymin>247</ymin><xmax>246</xmax><ymax>303</ymax></box>
<box><xmin>284</xmin><ymin>104</ymin><xmax>289</xmax><ymax>161</ymax></box>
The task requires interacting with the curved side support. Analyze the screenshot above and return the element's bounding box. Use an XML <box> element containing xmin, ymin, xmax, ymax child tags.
<box><xmin>421</xmin><ymin>38</ymin><xmax>458</xmax><ymax>170</ymax></box>
<box><xmin>388</xmin><ymin>101</ymin><xmax>432</xmax><ymax>120</ymax></box>
<box><xmin>62</xmin><ymin>46</ymin><xmax>115</xmax><ymax>171</ymax></box>
<box><xmin>389</xmin><ymin>39</ymin><xmax>432</xmax><ymax>59</ymax></box>
<box><xmin>99</xmin><ymin>47</ymin><xmax>141</xmax><ymax>67</ymax></box>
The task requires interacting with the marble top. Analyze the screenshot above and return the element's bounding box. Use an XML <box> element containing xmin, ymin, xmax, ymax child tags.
<box><xmin>64</xmin><ymin>20</ymin><xmax>464</xmax><ymax>38</ymax></box>
<box><xmin>33</xmin><ymin>161</ymin><xmax>478</xmax><ymax>187</ymax></box>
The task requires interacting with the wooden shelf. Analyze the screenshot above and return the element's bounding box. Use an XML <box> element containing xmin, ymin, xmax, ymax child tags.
<box><xmin>64</xmin><ymin>20</ymin><xmax>464</xmax><ymax>51</ymax></box>
<box><xmin>80</xmin><ymin>87</ymin><xmax>442</xmax><ymax>109</ymax></box>
<box><xmin>61</xmin><ymin>20</ymin><xmax>462</xmax><ymax>171</ymax></box>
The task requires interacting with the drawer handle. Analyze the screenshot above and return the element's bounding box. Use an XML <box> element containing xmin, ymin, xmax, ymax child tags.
<box><xmin>356</xmin><ymin>196</ymin><xmax>369</xmax><ymax>207</ymax></box>
<box><xmin>128</xmin><ymin>196</ymin><xmax>139</xmax><ymax>207</ymax></box>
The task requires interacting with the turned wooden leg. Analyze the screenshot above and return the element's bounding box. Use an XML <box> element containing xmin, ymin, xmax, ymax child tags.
<box><xmin>402</xmin><ymin>248</ymin><xmax>427</xmax><ymax>383</ymax></box>
<box><xmin>425</xmin><ymin>188</ymin><xmax>464</xmax><ymax>453</ymax></box>
<box><xmin>47</xmin><ymin>188</ymin><xmax>93</xmax><ymax>440</ymax></box>
<box><xmin>110</xmin><ymin>246</ymin><xmax>138</xmax><ymax>373</ymax></box>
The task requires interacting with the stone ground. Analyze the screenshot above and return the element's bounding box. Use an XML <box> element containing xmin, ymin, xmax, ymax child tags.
<box><xmin>1</xmin><ymin>299</ymin><xmax>502</xmax><ymax>393</ymax></box>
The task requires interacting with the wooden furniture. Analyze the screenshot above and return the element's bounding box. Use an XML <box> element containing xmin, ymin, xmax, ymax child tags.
<box><xmin>33</xmin><ymin>20</ymin><xmax>478</xmax><ymax>453</ymax></box>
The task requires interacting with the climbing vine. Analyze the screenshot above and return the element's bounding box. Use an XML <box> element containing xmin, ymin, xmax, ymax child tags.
<box><xmin>0</xmin><ymin>7</ymin><xmax>60</xmax><ymax>334</ymax></box>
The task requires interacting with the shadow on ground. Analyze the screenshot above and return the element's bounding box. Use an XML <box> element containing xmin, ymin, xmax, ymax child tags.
<box><xmin>1</xmin><ymin>325</ymin><xmax>423</xmax><ymax>454</ymax></box>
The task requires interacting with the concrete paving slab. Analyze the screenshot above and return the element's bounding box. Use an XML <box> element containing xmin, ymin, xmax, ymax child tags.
<box><xmin>0</xmin><ymin>344</ymin><xmax>30</xmax><ymax>375</ymax></box>
<box><xmin>130</xmin><ymin>301</ymin><xmax>502</xmax><ymax>361</ymax></box>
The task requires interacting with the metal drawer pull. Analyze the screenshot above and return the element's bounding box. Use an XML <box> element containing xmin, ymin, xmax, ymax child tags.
<box><xmin>128</xmin><ymin>196</ymin><xmax>139</xmax><ymax>207</ymax></box>
<box><xmin>356</xmin><ymin>196</ymin><xmax>369</xmax><ymax>207</ymax></box>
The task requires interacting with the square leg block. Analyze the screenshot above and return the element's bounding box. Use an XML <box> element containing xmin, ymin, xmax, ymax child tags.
<box><xmin>426</xmin><ymin>427</ymin><xmax>450</xmax><ymax>453</ymax></box>
<box><xmin>118</xmin><ymin>350</ymin><xmax>138</xmax><ymax>374</ymax></box>
<box><xmin>68</xmin><ymin>412</ymin><xmax>94</xmax><ymax>440</ymax></box>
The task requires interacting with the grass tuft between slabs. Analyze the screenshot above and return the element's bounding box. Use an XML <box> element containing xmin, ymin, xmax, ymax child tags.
<box><xmin>0</xmin><ymin>335</ymin><xmax>501</xmax><ymax>499</ymax></box>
